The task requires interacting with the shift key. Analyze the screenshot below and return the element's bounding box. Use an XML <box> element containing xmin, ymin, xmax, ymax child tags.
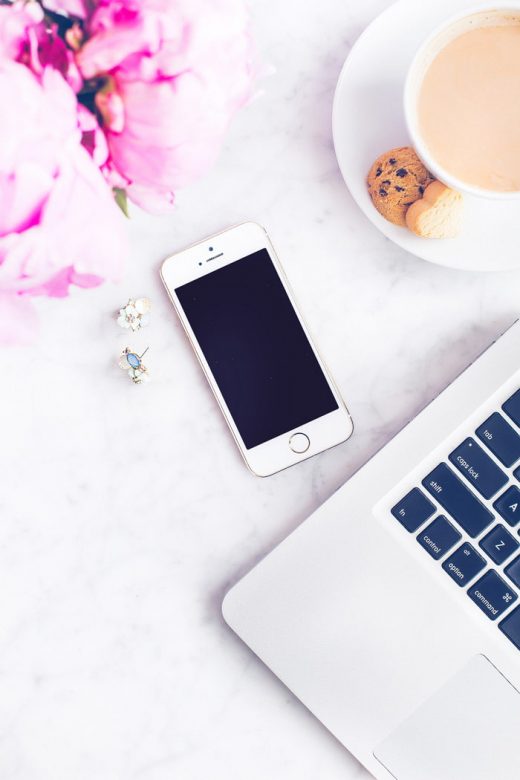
<box><xmin>422</xmin><ymin>463</ymin><xmax>494</xmax><ymax>537</ymax></box>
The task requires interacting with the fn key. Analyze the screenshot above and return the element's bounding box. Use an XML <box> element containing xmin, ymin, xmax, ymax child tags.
<box><xmin>391</xmin><ymin>488</ymin><xmax>436</xmax><ymax>532</ymax></box>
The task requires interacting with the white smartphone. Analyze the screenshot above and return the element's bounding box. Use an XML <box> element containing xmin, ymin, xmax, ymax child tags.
<box><xmin>161</xmin><ymin>222</ymin><xmax>353</xmax><ymax>476</ymax></box>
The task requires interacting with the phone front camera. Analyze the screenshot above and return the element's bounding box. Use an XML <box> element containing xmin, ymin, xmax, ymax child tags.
<box><xmin>209</xmin><ymin>246</ymin><xmax>214</xmax><ymax>252</ymax></box>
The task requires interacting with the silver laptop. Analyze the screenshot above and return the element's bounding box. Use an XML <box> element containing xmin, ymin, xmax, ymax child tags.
<box><xmin>223</xmin><ymin>320</ymin><xmax>520</xmax><ymax>780</ymax></box>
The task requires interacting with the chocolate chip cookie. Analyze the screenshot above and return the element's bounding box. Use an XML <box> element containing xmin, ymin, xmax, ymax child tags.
<box><xmin>367</xmin><ymin>147</ymin><xmax>434</xmax><ymax>226</ymax></box>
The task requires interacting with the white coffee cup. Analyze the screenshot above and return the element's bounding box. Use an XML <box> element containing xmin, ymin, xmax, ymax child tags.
<box><xmin>404</xmin><ymin>3</ymin><xmax>520</xmax><ymax>200</ymax></box>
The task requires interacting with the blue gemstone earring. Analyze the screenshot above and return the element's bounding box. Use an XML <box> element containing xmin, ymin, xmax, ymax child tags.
<box><xmin>118</xmin><ymin>347</ymin><xmax>150</xmax><ymax>384</ymax></box>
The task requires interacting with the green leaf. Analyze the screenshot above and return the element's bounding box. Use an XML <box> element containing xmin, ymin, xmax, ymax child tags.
<box><xmin>114</xmin><ymin>187</ymin><xmax>129</xmax><ymax>218</ymax></box>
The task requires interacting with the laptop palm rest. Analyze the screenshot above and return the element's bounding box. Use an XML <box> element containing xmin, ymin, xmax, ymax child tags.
<box><xmin>374</xmin><ymin>655</ymin><xmax>520</xmax><ymax>780</ymax></box>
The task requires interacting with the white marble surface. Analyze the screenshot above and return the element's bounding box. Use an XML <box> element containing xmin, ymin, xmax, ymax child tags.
<box><xmin>3</xmin><ymin>1</ymin><xmax>520</xmax><ymax>777</ymax></box>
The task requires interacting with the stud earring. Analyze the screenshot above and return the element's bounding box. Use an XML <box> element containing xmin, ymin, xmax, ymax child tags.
<box><xmin>118</xmin><ymin>347</ymin><xmax>150</xmax><ymax>384</ymax></box>
<box><xmin>117</xmin><ymin>297</ymin><xmax>151</xmax><ymax>331</ymax></box>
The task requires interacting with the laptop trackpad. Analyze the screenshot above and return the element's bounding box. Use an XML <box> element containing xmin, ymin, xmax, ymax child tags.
<box><xmin>374</xmin><ymin>655</ymin><xmax>520</xmax><ymax>780</ymax></box>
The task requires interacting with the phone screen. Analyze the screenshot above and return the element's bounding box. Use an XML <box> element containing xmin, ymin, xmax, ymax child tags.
<box><xmin>175</xmin><ymin>249</ymin><xmax>338</xmax><ymax>450</ymax></box>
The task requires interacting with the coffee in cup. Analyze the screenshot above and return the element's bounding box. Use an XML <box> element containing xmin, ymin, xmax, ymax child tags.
<box><xmin>405</xmin><ymin>7</ymin><xmax>520</xmax><ymax>198</ymax></box>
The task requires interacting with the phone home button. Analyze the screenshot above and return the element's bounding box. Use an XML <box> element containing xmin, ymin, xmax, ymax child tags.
<box><xmin>289</xmin><ymin>432</ymin><xmax>310</xmax><ymax>454</ymax></box>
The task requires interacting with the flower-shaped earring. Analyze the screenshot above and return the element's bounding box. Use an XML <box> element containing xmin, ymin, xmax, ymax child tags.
<box><xmin>118</xmin><ymin>347</ymin><xmax>150</xmax><ymax>384</ymax></box>
<box><xmin>117</xmin><ymin>297</ymin><xmax>151</xmax><ymax>331</ymax></box>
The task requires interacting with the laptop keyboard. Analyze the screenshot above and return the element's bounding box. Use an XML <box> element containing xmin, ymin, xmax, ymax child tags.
<box><xmin>391</xmin><ymin>388</ymin><xmax>520</xmax><ymax>653</ymax></box>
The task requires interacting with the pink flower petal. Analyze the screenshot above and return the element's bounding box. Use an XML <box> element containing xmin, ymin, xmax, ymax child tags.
<box><xmin>77</xmin><ymin>104</ymin><xmax>109</xmax><ymax>166</ymax></box>
<box><xmin>77</xmin><ymin>14</ymin><xmax>158</xmax><ymax>79</ymax></box>
<box><xmin>0</xmin><ymin>164</ymin><xmax>53</xmax><ymax>235</ymax></box>
<box><xmin>0</xmin><ymin>2</ymin><xmax>43</xmax><ymax>60</ymax></box>
<box><xmin>42</xmin><ymin>0</ymin><xmax>88</xmax><ymax>20</ymax></box>
<box><xmin>125</xmin><ymin>182</ymin><xmax>175</xmax><ymax>214</ymax></box>
<box><xmin>29</xmin><ymin>266</ymin><xmax>103</xmax><ymax>297</ymax></box>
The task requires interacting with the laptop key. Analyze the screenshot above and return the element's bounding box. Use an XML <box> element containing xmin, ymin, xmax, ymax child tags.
<box><xmin>391</xmin><ymin>488</ymin><xmax>436</xmax><ymax>532</ymax></box>
<box><xmin>449</xmin><ymin>437</ymin><xmax>508</xmax><ymax>499</ymax></box>
<box><xmin>499</xmin><ymin>604</ymin><xmax>520</xmax><ymax>650</ymax></box>
<box><xmin>493</xmin><ymin>485</ymin><xmax>520</xmax><ymax>527</ymax></box>
<box><xmin>422</xmin><ymin>463</ymin><xmax>494</xmax><ymax>538</ymax></box>
<box><xmin>505</xmin><ymin>555</ymin><xmax>520</xmax><ymax>588</ymax></box>
<box><xmin>476</xmin><ymin>412</ymin><xmax>520</xmax><ymax>467</ymax></box>
<box><xmin>502</xmin><ymin>389</ymin><xmax>520</xmax><ymax>427</ymax></box>
<box><xmin>468</xmin><ymin>570</ymin><xmax>517</xmax><ymax>620</ymax></box>
<box><xmin>417</xmin><ymin>515</ymin><xmax>461</xmax><ymax>560</ymax></box>
<box><xmin>442</xmin><ymin>542</ymin><xmax>486</xmax><ymax>587</ymax></box>
<box><xmin>479</xmin><ymin>524</ymin><xmax>519</xmax><ymax>565</ymax></box>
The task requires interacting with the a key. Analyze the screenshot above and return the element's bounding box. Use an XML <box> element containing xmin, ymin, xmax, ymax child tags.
<box><xmin>505</xmin><ymin>555</ymin><xmax>520</xmax><ymax>589</ymax></box>
<box><xmin>422</xmin><ymin>463</ymin><xmax>494</xmax><ymax>538</ymax></box>
<box><xmin>417</xmin><ymin>515</ymin><xmax>461</xmax><ymax>560</ymax></box>
<box><xmin>442</xmin><ymin>542</ymin><xmax>486</xmax><ymax>587</ymax></box>
<box><xmin>449</xmin><ymin>438</ymin><xmax>508</xmax><ymax>499</ymax></box>
<box><xmin>503</xmin><ymin>389</ymin><xmax>520</xmax><ymax>427</ymax></box>
<box><xmin>391</xmin><ymin>488</ymin><xmax>436</xmax><ymax>532</ymax></box>
<box><xmin>499</xmin><ymin>604</ymin><xmax>520</xmax><ymax>650</ymax></box>
<box><xmin>476</xmin><ymin>412</ymin><xmax>520</xmax><ymax>467</ymax></box>
<box><xmin>479</xmin><ymin>525</ymin><xmax>519</xmax><ymax>565</ymax></box>
<box><xmin>493</xmin><ymin>486</ymin><xmax>520</xmax><ymax>527</ymax></box>
<box><xmin>468</xmin><ymin>570</ymin><xmax>517</xmax><ymax>620</ymax></box>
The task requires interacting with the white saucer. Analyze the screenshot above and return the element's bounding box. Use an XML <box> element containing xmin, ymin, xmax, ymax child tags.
<box><xmin>332</xmin><ymin>0</ymin><xmax>520</xmax><ymax>272</ymax></box>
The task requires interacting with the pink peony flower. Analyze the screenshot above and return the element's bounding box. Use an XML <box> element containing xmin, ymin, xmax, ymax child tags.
<box><xmin>77</xmin><ymin>0</ymin><xmax>253</xmax><ymax>213</ymax></box>
<box><xmin>0</xmin><ymin>59</ymin><xmax>126</xmax><ymax>345</ymax></box>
